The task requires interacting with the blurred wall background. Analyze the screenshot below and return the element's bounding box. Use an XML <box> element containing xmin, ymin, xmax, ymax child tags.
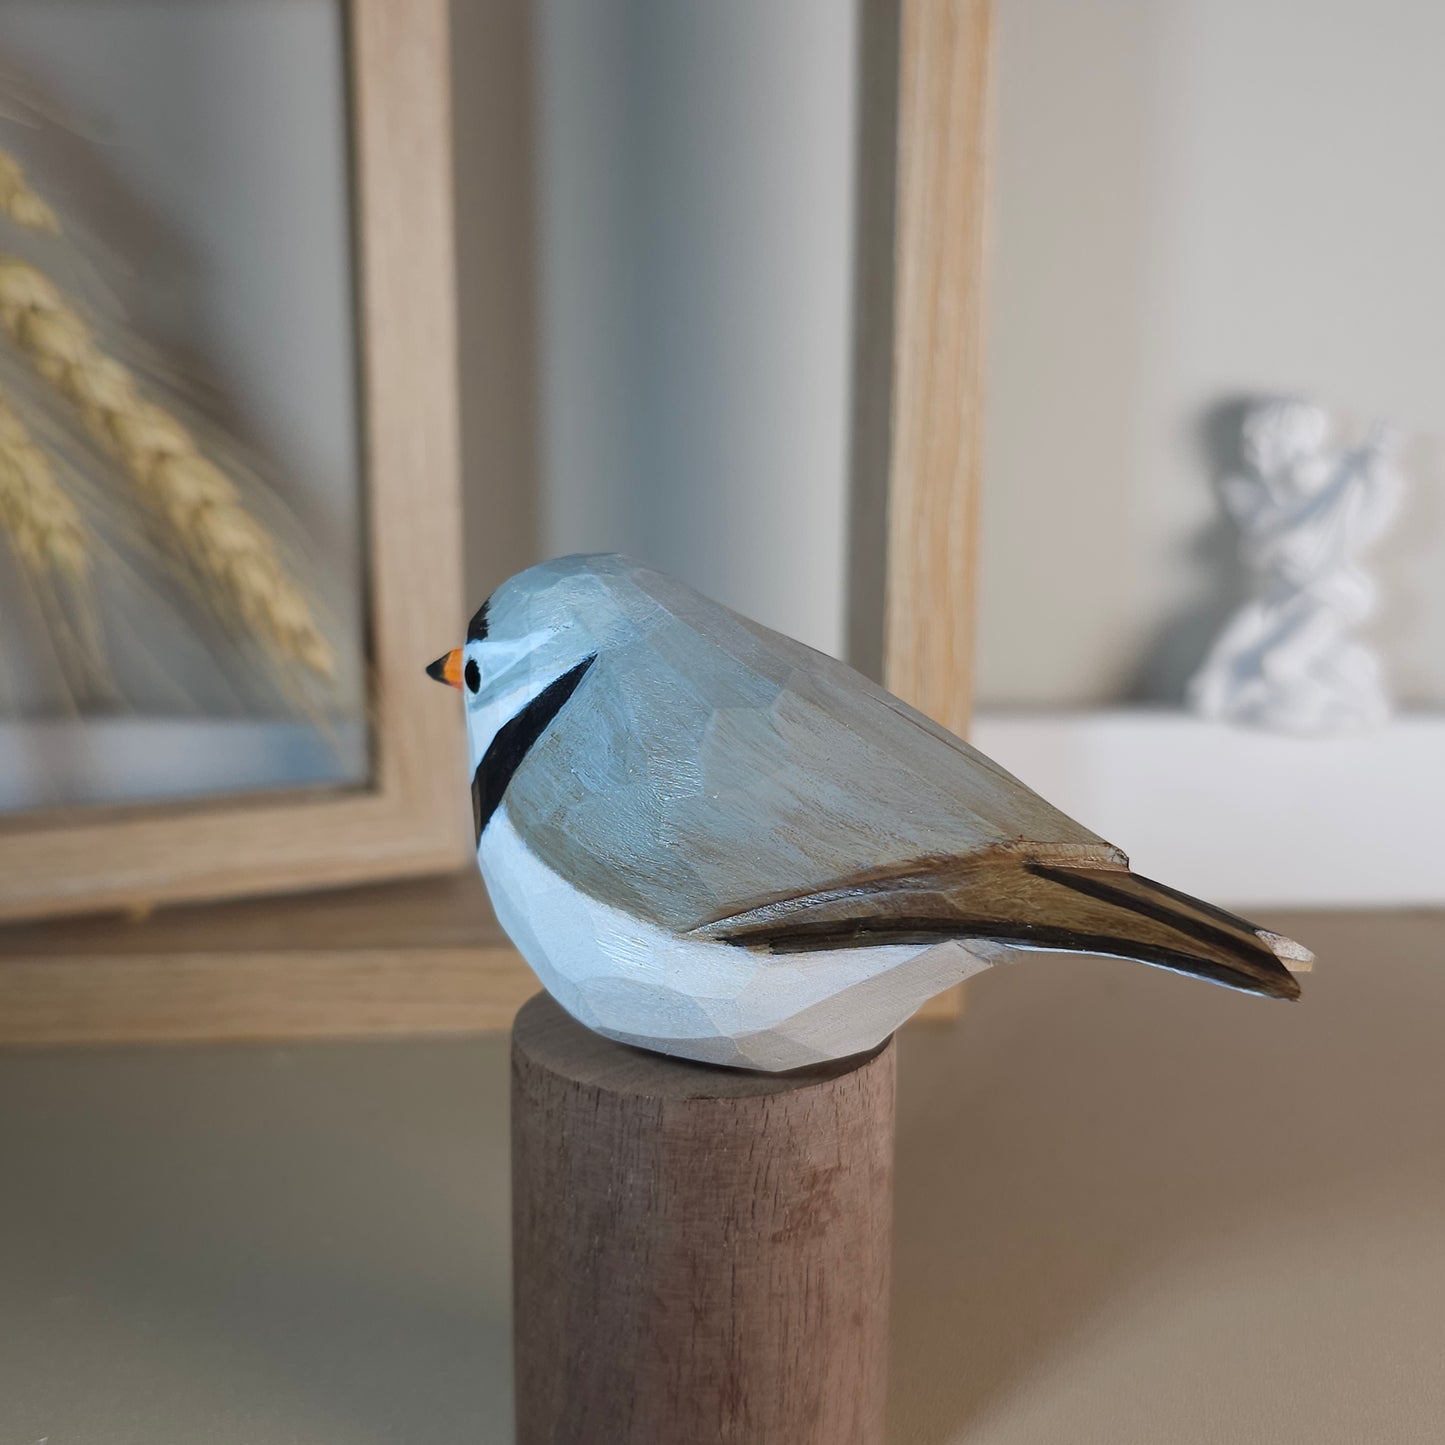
<box><xmin>454</xmin><ymin>0</ymin><xmax>859</xmax><ymax>659</ymax></box>
<box><xmin>454</xmin><ymin>0</ymin><xmax>1442</xmax><ymax>705</ymax></box>
<box><xmin>979</xmin><ymin>0</ymin><xmax>1445</xmax><ymax>708</ymax></box>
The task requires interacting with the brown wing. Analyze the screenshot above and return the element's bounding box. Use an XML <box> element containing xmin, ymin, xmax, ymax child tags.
<box><xmin>691</xmin><ymin>849</ymin><xmax>1303</xmax><ymax>1001</ymax></box>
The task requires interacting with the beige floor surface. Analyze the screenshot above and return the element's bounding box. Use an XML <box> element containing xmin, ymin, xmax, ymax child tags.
<box><xmin>1</xmin><ymin>909</ymin><xmax>1441</xmax><ymax>1443</ymax></box>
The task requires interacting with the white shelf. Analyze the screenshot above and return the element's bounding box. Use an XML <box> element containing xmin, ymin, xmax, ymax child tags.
<box><xmin>972</xmin><ymin>710</ymin><xmax>1445</xmax><ymax>908</ymax></box>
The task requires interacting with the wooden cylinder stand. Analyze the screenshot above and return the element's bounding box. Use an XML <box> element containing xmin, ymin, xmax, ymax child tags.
<box><xmin>511</xmin><ymin>993</ymin><xmax>896</xmax><ymax>1445</ymax></box>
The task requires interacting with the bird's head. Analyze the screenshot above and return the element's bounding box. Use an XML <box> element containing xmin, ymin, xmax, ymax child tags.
<box><xmin>425</xmin><ymin>553</ymin><xmax>639</xmax><ymax>770</ymax></box>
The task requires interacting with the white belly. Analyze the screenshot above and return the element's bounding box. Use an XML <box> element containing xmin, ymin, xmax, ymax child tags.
<box><xmin>479</xmin><ymin>804</ymin><xmax>991</xmax><ymax>1071</ymax></box>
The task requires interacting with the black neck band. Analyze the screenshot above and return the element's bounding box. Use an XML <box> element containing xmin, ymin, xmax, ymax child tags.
<box><xmin>472</xmin><ymin>654</ymin><xmax>596</xmax><ymax>842</ymax></box>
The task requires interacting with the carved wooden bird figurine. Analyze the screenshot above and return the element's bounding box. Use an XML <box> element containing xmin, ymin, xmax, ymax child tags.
<box><xmin>428</xmin><ymin>554</ymin><xmax>1308</xmax><ymax>1071</ymax></box>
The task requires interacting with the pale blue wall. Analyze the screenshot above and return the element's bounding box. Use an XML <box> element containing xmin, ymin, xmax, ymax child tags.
<box><xmin>531</xmin><ymin>0</ymin><xmax>860</xmax><ymax>659</ymax></box>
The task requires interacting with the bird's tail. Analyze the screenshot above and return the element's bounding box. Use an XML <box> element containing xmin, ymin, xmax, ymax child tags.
<box><xmin>697</xmin><ymin>848</ymin><xmax>1310</xmax><ymax>1000</ymax></box>
<box><xmin>1009</xmin><ymin>862</ymin><xmax>1308</xmax><ymax>1000</ymax></box>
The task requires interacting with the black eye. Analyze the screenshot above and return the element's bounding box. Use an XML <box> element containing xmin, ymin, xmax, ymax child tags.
<box><xmin>464</xmin><ymin>658</ymin><xmax>481</xmax><ymax>693</ymax></box>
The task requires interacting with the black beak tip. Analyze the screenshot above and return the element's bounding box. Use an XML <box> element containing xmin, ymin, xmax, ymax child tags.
<box><xmin>425</xmin><ymin>655</ymin><xmax>448</xmax><ymax>683</ymax></box>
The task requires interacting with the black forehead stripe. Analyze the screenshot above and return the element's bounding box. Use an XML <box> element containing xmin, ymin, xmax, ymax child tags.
<box><xmin>472</xmin><ymin>654</ymin><xmax>596</xmax><ymax>843</ymax></box>
<box><xmin>466</xmin><ymin>598</ymin><xmax>491</xmax><ymax>644</ymax></box>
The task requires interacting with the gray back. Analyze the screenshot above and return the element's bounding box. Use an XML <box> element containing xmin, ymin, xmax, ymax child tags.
<box><xmin>503</xmin><ymin>561</ymin><xmax>1119</xmax><ymax>932</ymax></box>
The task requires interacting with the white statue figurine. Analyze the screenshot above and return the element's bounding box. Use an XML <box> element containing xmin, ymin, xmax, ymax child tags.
<box><xmin>428</xmin><ymin>555</ymin><xmax>1308</xmax><ymax>1072</ymax></box>
<box><xmin>1188</xmin><ymin>398</ymin><xmax>1404</xmax><ymax>734</ymax></box>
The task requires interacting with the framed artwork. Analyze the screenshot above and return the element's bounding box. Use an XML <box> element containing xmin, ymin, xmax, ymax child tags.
<box><xmin>0</xmin><ymin>0</ymin><xmax>467</xmax><ymax>925</ymax></box>
<box><xmin>0</xmin><ymin>0</ymin><xmax>992</xmax><ymax>1044</ymax></box>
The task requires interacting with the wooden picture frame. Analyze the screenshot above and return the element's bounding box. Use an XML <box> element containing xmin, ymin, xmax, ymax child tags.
<box><xmin>0</xmin><ymin>0</ymin><xmax>469</xmax><ymax>925</ymax></box>
<box><xmin>0</xmin><ymin>0</ymin><xmax>992</xmax><ymax>1045</ymax></box>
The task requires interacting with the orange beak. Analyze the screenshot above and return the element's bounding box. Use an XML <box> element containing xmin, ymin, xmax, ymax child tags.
<box><xmin>425</xmin><ymin>648</ymin><xmax>464</xmax><ymax>689</ymax></box>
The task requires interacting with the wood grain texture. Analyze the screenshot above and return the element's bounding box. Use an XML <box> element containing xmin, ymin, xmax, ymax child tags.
<box><xmin>0</xmin><ymin>872</ymin><xmax>964</xmax><ymax>1045</ymax></box>
<box><xmin>885</xmin><ymin>0</ymin><xmax>993</xmax><ymax>1025</ymax></box>
<box><xmin>511</xmin><ymin>992</ymin><xmax>895</xmax><ymax>1444</ymax></box>
<box><xmin>0</xmin><ymin>874</ymin><xmax>533</xmax><ymax>1045</ymax></box>
<box><xmin>0</xmin><ymin>0</ymin><xmax>468</xmax><ymax>924</ymax></box>
<box><xmin>863</xmin><ymin>0</ymin><xmax>994</xmax><ymax>1025</ymax></box>
<box><xmin>882</xmin><ymin>0</ymin><xmax>992</xmax><ymax>738</ymax></box>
